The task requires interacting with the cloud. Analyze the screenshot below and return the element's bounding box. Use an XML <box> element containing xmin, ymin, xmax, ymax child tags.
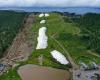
<box><xmin>0</xmin><ymin>0</ymin><xmax>100</xmax><ymax>7</ymax></box>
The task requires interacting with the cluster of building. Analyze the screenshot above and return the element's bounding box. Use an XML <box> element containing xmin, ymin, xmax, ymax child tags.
<box><xmin>80</xmin><ymin>62</ymin><xmax>99</xmax><ymax>70</ymax></box>
<box><xmin>73</xmin><ymin>61</ymin><xmax>100</xmax><ymax>80</ymax></box>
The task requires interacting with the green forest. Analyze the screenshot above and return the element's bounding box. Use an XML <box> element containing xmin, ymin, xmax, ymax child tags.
<box><xmin>0</xmin><ymin>11</ymin><xmax>27</xmax><ymax>57</ymax></box>
<box><xmin>72</xmin><ymin>13</ymin><xmax>100</xmax><ymax>54</ymax></box>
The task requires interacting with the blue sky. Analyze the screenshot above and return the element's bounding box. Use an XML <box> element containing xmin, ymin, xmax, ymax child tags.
<box><xmin>0</xmin><ymin>0</ymin><xmax>100</xmax><ymax>7</ymax></box>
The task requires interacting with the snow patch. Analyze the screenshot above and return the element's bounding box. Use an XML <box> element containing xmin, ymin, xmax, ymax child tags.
<box><xmin>39</xmin><ymin>13</ymin><xmax>50</xmax><ymax>18</ymax></box>
<box><xmin>36</xmin><ymin>27</ymin><xmax>48</xmax><ymax>49</ymax></box>
<box><xmin>40</xmin><ymin>20</ymin><xmax>46</xmax><ymax>24</ymax></box>
<box><xmin>51</xmin><ymin>50</ymin><xmax>69</xmax><ymax>65</ymax></box>
<box><xmin>45</xmin><ymin>13</ymin><xmax>49</xmax><ymax>17</ymax></box>
<box><xmin>39</xmin><ymin>13</ymin><xmax>44</xmax><ymax>18</ymax></box>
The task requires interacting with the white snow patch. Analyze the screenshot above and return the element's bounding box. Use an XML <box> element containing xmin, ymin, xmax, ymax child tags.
<box><xmin>45</xmin><ymin>13</ymin><xmax>49</xmax><ymax>17</ymax></box>
<box><xmin>40</xmin><ymin>20</ymin><xmax>46</xmax><ymax>24</ymax></box>
<box><xmin>51</xmin><ymin>50</ymin><xmax>69</xmax><ymax>65</ymax></box>
<box><xmin>39</xmin><ymin>13</ymin><xmax>44</xmax><ymax>18</ymax></box>
<box><xmin>39</xmin><ymin>13</ymin><xmax>49</xmax><ymax>18</ymax></box>
<box><xmin>36</xmin><ymin>27</ymin><xmax>48</xmax><ymax>49</ymax></box>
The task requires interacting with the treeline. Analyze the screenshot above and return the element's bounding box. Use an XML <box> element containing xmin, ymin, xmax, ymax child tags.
<box><xmin>0</xmin><ymin>11</ymin><xmax>28</xmax><ymax>57</ymax></box>
<box><xmin>72</xmin><ymin>13</ymin><xmax>100</xmax><ymax>54</ymax></box>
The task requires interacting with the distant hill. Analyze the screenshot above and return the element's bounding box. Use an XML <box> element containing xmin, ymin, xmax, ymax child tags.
<box><xmin>0</xmin><ymin>7</ymin><xmax>100</xmax><ymax>14</ymax></box>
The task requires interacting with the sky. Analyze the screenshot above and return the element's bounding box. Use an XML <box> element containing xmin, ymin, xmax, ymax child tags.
<box><xmin>0</xmin><ymin>0</ymin><xmax>100</xmax><ymax>7</ymax></box>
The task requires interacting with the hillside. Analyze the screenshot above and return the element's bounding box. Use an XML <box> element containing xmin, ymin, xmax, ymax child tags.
<box><xmin>72</xmin><ymin>13</ymin><xmax>100</xmax><ymax>54</ymax></box>
<box><xmin>0</xmin><ymin>12</ymin><xmax>100</xmax><ymax>80</ymax></box>
<box><xmin>0</xmin><ymin>11</ymin><xmax>28</xmax><ymax>57</ymax></box>
<box><xmin>16</xmin><ymin>13</ymin><xmax>100</xmax><ymax>70</ymax></box>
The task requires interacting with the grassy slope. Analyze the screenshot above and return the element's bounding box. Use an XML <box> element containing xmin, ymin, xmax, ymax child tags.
<box><xmin>23</xmin><ymin>13</ymin><xmax>75</xmax><ymax>69</ymax></box>
<box><xmin>0</xmin><ymin>13</ymin><xmax>100</xmax><ymax>80</ymax></box>
<box><xmin>18</xmin><ymin>13</ymin><xmax>100</xmax><ymax>67</ymax></box>
<box><xmin>25</xmin><ymin>13</ymin><xmax>100</xmax><ymax>69</ymax></box>
<box><xmin>0</xmin><ymin>67</ymin><xmax>21</xmax><ymax>80</ymax></box>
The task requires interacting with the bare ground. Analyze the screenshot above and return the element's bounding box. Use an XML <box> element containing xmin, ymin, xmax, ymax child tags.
<box><xmin>18</xmin><ymin>64</ymin><xmax>71</xmax><ymax>80</ymax></box>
